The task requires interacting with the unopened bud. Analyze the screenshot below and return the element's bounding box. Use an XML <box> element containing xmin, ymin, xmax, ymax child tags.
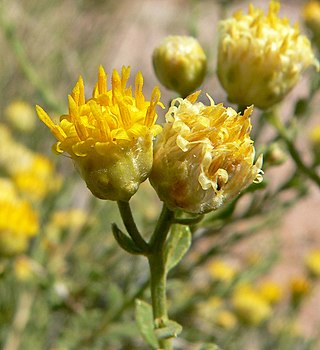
<box><xmin>153</xmin><ymin>36</ymin><xmax>207</xmax><ymax>97</ymax></box>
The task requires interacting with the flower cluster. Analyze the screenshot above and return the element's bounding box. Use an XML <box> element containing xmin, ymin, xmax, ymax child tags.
<box><xmin>217</xmin><ymin>1</ymin><xmax>319</xmax><ymax>109</ymax></box>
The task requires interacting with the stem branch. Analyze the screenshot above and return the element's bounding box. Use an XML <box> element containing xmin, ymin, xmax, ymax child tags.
<box><xmin>117</xmin><ymin>201</ymin><xmax>150</xmax><ymax>253</ymax></box>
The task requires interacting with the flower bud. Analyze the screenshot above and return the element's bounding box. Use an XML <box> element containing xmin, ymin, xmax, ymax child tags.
<box><xmin>153</xmin><ymin>36</ymin><xmax>207</xmax><ymax>97</ymax></box>
<box><xmin>263</xmin><ymin>142</ymin><xmax>288</xmax><ymax>168</ymax></box>
<box><xmin>36</xmin><ymin>66</ymin><xmax>163</xmax><ymax>201</ymax></box>
<box><xmin>217</xmin><ymin>1</ymin><xmax>319</xmax><ymax>109</ymax></box>
<box><xmin>150</xmin><ymin>91</ymin><xmax>263</xmax><ymax>214</ymax></box>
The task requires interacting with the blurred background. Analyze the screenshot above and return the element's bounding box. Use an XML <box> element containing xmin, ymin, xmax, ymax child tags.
<box><xmin>0</xmin><ymin>0</ymin><xmax>320</xmax><ymax>349</ymax></box>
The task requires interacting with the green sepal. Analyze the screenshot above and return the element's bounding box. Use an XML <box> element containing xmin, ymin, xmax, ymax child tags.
<box><xmin>164</xmin><ymin>224</ymin><xmax>192</xmax><ymax>271</ymax></box>
<box><xmin>112</xmin><ymin>223</ymin><xmax>144</xmax><ymax>255</ymax></box>
<box><xmin>135</xmin><ymin>299</ymin><xmax>159</xmax><ymax>349</ymax></box>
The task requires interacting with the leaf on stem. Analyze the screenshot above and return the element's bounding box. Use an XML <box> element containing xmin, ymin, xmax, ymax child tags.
<box><xmin>154</xmin><ymin>319</ymin><xmax>182</xmax><ymax>340</ymax></box>
<box><xmin>112</xmin><ymin>223</ymin><xmax>144</xmax><ymax>255</ymax></box>
<box><xmin>135</xmin><ymin>299</ymin><xmax>159</xmax><ymax>349</ymax></box>
<box><xmin>164</xmin><ymin>224</ymin><xmax>192</xmax><ymax>271</ymax></box>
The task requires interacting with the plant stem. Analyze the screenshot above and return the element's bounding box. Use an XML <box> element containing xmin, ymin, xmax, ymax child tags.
<box><xmin>148</xmin><ymin>253</ymin><xmax>172</xmax><ymax>350</ymax></box>
<box><xmin>117</xmin><ymin>202</ymin><xmax>176</xmax><ymax>349</ymax></box>
<box><xmin>117</xmin><ymin>201</ymin><xmax>150</xmax><ymax>253</ymax></box>
<box><xmin>267</xmin><ymin>112</ymin><xmax>320</xmax><ymax>188</ymax></box>
<box><xmin>148</xmin><ymin>204</ymin><xmax>175</xmax><ymax>350</ymax></box>
<box><xmin>3</xmin><ymin>289</ymin><xmax>34</xmax><ymax>350</ymax></box>
<box><xmin>149</xmin><ymin>204</ymin><xmax>174</xmax><ymax>251</ymax></box>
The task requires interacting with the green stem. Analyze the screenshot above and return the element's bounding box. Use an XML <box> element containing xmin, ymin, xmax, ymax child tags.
<box><xmin>148</xmin><ymin>204</ymin><xmax>175</xmax><ymax>350</ymax></box>
<box><xmin>3</xmin><ymin>289</ymin><xmax>35</xmax><ymax>350</ymax></box>
<box><xmin>267</xmin><ymin>112</ymin><xmax>320</xmax><ymax>188</ymax></box>
<box><xmin>149</xmin><ymin>204</ymin><xmax>174</xmax><ymax>251</ymax></box>
<box><xmin>117</xmin><ymin>201</ymin><xmax>150</xmax><ymax>253</ymax></box>
<box><xmin>148</xmin><ymin>254</ymin><xmax>172</xmax><ymax>349</ymax></box>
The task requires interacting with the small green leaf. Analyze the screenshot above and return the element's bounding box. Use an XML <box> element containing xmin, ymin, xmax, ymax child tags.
<box><xmin>154</xmin><ymin>319</ymin><xmax>182</xmax><ymax>340</ymax></box>
<box><xmin>164</xmin><ymin>224</ymin><xmax>192</xmax><ymax>271</ymax></box>
<box><xmin>112</xmin><ymin>223</ymin><xmax>143</xmax><ymax>255</ymax></box>
<box><xmin>135</xmin><ymin>299</ymin><xmax>159</xmax><ymax>349</ymax></box>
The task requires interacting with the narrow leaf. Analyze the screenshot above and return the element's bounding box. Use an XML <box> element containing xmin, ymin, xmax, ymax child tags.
<box><xmin>112</xmin><ymin>223</ymin><xmax>143</xmax><ymax>255</ymax></box>
<box><xmin>164</xmin><ymin>224</ymin><xmax>192</xmax><ymax>271</ymax></box>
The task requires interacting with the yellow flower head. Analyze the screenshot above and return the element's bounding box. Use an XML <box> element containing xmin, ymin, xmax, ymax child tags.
<box><xmin>150</xmin><ymin>91</ymin><xmax>263</xmax><ymax>214</ymax></box>
<box><xmin>218</xmin><ymin>1</ymin><xmax>319</xmax><ymax>109</ymax></box>
<box><xmin>0</xmin><ymin>179</ymin><xmax>39</xmax><ymax>257</ymax></box>
<box><xmin>153</xmin><ymin>36</ymin><xmax>207</xmax><ymax>97</ymax></box>
<box><xmin>36</xmin><ymin>66</ymin><xmax>163</xmax><ymax>201</ymax></box>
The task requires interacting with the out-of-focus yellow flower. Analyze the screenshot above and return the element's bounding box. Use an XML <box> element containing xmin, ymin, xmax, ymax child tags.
<box><xmin>208</xmin><ymin>260</ymin><xmax>237</xmax><ymax>283</ymax></box>
<box><xmin>5</xmin><ymin>100</ymin><xmax>36</xmax><ymax>132</ymax></box>
<box><xmin>0</xmin><ymin>124</ymin><xmax>31</xmax><ymax>170</ymax></box>
<box><xmin>207</xmin><ymin>296</ymin><xmax>224</xmax><ymax>309</ymax></box>
<box><xmin>289</xmin><ymin>276</ymin><xmax>311</xmax><ymax>307</ymax></box>
<box><xmin>153</xmin><ymin>36</ymin><xmax>207</xmax><ymax>97</ymax></box>
<box><xmin>215</xmin><ymin>310</ymin><xmax>238</xmax><ymax>330</ymax></box>
<box><xmin>150</xmin><ymin>91</ymin><xmax>263</xmax><ymax>214</ymax></box>
<box><xmin>257</xmin><ymin>281</ymin><xmax>282</xmax><ymax>305</ymax></box>
<box><xmin>36</xmin><ymin>66</ymin><xmax>163</xmax><ymax>201</ymax></box>
<box><xmin>0</xmin><ymin>179</ymin><xmax>38</xmax><ymax>257</ymax></box>
<box><xmin>13</xmin><ymin>154</ymin><xmax>61</xmax><ymax>201</ymax></box>
<box><xmin>217</xmin><ymin>1</ymin><xmax>319</xmax><ymax>109</ymax></box>
<box><xmin>232</xmin><ymin>284</ymin><xmax>272</xmax><ymax>326</ymax></box>
<box><xmin>13</xmin><ymin>256</ymin><xmax>44</xmax><ymax>281</ymax></box>
<box><xmin>309</xmin><ymin>125</ymin><xmax>320</xmax><ymax>162</ymax></box>
<box><xmin>309</xmin><ymin>125</ymin><xmax>320</xmax><ymax>145</ymax></box>
<box><xmin>50</xmin><ymin>209</ymin><xmax>89</xmax><ymax>230</ymax></box>
<box><xmin>305</xmin><ymin>249</ymin><xmax>320</xmax><ymax>277</ymax></box>
<box><xmin>303</xmin><ymin>0</ymin><xmax>320</xmax><ymax>45</ymax></box>
<box><xmin>0</xmin><ymin>178</ymin><xmax>17</xmax><ymax>200</ymax></box>
<box><xmin>0</xmin><ymin>124</ymin><xmax>61</xmax><ymax>200</ymax></box>
<box><xmin>42</xmin><ymin>209</ymin><xmax>89</xmax><ymax>252</ymax></box>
